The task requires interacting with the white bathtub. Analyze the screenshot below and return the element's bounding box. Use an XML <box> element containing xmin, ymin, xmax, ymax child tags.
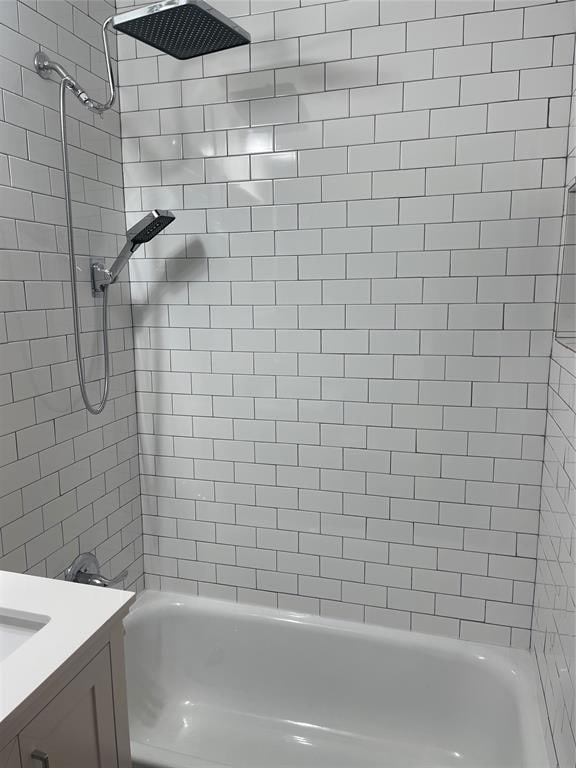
<box><xmin>124</xmin><ymin>591</ymin><xmax>549</xmax><ymax>768</ymax></box>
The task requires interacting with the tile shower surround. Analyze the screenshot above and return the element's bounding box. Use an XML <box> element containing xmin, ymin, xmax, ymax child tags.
<box><xmin>0</xmin><ymin>0</ymin><xmax>574</xmax><ymax>762</ymax></box>
<box><xmin>534</xmin><ymin>342</ymin><xmax>576</xmax><ymax>768</ymax></box>
<box><xmin>0</xmin><ymin>0</ymin><xmax>143</xmax><ymax>589</ymax></box>
<box><xmin>0</xmin><ymin>0</ymin><xmax>573</xmax><ymax>663</ymax></box>
<box><xmin>532</xmin><ymin>56</ymin><xmax>576</xmax><ymax>768</ymax></box>
<box><xmin>118</xmin><ymin>0</ymin><xmax>576</xmax><ymax>647</ymax></box>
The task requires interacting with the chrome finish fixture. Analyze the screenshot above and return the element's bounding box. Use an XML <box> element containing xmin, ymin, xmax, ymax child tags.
<box><xmin>31</xmin><ymin>751</ymin><xmax>50</xmax><ymax>768</ymax></box>
<box><xmin>36</xmin><ymin>65</ymin><xmax>173</xmax><ymax>413</ymax></box>
<box><xmin>33</xmin><ymin>0</ymin><xmax>250</xmax><ymax>113</ymax></box>
<box><xmin>91</xmin><ymin>210</ymin><xmax>175</xmax><ymax>294</ymax></box>
<box><xmin>35</xmin><ymin>0</ymin><xmax>243</xmax><ymax>413</ymax></box>
<box><xmin>111</xmin><ymin>0</ymin><xmax>250</xmax><ymax>60</ymax></box>
<box><xmin>59</xmin><ymin>77</ymin><xmax>110</xmax><ymax>414</ymax></box>
<box><xmin>91</xmin><ymin>262</ymin><xmax>113</xmax><ymax>295</ymax></box>
<box><xmin>34</xmin><ymin>51</ymin><xmax>52</xmax><ymax>78</ymax></box>
<box><xmin>34</xmin><ymin>16</ymin><xmax>116</xmax><ymax>114</ymax></box>
<box><xmin>65</xmin><ymin>553</ymin><xmax>128</xmax><ymax>588</ymax></box>
<box><xmin>34</xmin><ymin>14</ymin><xmax>117</xmax><ymax>413</ymax></box>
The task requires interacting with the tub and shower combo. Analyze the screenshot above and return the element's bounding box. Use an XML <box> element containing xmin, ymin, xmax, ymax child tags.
<box><xmin>30</xmin><ymin>0</ymin><xmax>555</xmax><ymax>765</ymax></box>
<box><xmin>124</xmin><ymin>592</ymin><xmax>549</xmax><ymax>768</ymax></box>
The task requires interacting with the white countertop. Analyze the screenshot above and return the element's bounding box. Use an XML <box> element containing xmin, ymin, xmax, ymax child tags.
<box><xmin>0</xmin><ymin>570</ymin><xmax>134</xmax><ymax>731</ymax></box>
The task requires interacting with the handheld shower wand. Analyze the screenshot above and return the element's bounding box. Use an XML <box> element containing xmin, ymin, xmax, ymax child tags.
<box><xmin>34</xmin><ymin>1</ymin><xmax>249</xmax><ymax>414</ymax></box>
<box><xmin>91</xmin><ymin>210</ymin><xmax>176</xmax><ymax>294</ymax></box>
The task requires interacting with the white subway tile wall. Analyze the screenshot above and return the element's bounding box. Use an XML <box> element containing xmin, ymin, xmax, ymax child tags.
<box><xmin>0</xmin><ymin>0</ymin><xmax>143</xmax><ymax>588</ymax></box>
<box><xmin>534</xmin><ymin>346</ymin><xmax>576</xmax><ymax>768</ymax></box>
<box><xmin>532</xmin><ymin>55</ymin><xmax>576</xmax><ymax>768</ymax></box>
<box><xmin>118</xmin><ymin>0</ymin><xmax>575</xmax><ymax>648</ymax></box>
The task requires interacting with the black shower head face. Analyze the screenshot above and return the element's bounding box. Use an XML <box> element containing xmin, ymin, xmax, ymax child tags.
<box><xmin>108</xmin><ymin>210</ymin><xmax>175</xmax><ymax>283</ymax></box>
<box><xmin>128</xmin><ymin>210</ymin><xmax>176</xmax><ymax>246</ymax></box>
<box><xmin>112</xmin><ymin>0</ymin><xmax>250</xmax><ymax>60</ymax></box>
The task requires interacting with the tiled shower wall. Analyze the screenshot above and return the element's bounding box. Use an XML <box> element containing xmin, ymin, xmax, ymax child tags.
<box><xmin>120</xmin><ymin>0</ymin><xmax>575</xmax><ymax>645</ymax></box>
<box><xmin>0</xmin><ymin>0</ymin><xmax>143</xmax><ymax>589</ymax></box>
<box><xmin>532</xmin><ymin>54</ymin><xmax>576</xmax><ymax>768</ymax></box>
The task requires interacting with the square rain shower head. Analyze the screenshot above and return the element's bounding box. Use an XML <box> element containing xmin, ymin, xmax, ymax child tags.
<box><xmin>112</xmin><ymin>0</ymin><xmax>250</xmax><ymax>60</ymax></box>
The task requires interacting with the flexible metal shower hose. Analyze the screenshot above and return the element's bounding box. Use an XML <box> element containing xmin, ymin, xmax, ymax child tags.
<box><xmin>60</xmin><ymin>77</ymin><xmax>110</xmax><ymax>414</ymax></box>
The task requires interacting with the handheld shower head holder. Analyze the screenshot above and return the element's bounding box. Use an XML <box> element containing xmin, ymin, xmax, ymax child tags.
<box><xmin>91</xmin><ymin>209</ymin><xmax>175</xmax><ymax>294</ymax></box>
<box><xmin>91</xmin><ymin>262</ymin><xmax>114</xmax><ymax>294</ymax></box>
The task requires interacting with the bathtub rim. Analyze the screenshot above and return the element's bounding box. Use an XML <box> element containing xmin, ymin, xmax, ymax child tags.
<box><xmin>124</xmin><ymin>589</ymin><xmax>550</xmax><ymax>768</ymax></box>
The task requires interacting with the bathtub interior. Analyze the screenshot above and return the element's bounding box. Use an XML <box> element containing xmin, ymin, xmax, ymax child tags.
<box><xmin>124</xmin><ymin>593</ymin><xmax>548</xmax><ymax>768</ymax></box>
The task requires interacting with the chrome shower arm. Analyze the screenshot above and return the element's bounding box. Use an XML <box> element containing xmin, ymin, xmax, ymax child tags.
<box><xmin>34</xmin><ymin>17</ymin><xmax>117</xmax><ymax>115</ymax></box>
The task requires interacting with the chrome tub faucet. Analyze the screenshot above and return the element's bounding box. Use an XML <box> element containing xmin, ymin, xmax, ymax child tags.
<box><xmin>65</xmin><ymin>552</ymin><xmax>128</xmax><ymax>588</ymax></box>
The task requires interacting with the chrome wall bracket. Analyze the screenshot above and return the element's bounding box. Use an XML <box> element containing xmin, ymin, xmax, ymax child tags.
<box><xmin>91</xmin><ymin>262</ymin><xmax>113</xmax><ymax>295</ymax></box>
<box><xmin>34</xmin><ymin>51</ymin><xmax>52</xmax><ymax>79</ymax></box>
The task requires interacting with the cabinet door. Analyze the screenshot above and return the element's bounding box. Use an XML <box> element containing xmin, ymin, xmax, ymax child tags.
<box><xmin>19</xmin><ymin>647</ymin><xmax>118</xmax><ymax>768</ymax></box>
<box><xmin>0</xmin><ymin>739</ymin><xmax>22</xmax><ymax>768</ymax></box>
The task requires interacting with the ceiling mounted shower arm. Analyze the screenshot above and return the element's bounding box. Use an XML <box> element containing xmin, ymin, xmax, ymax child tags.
<box><xmin>34</xmin><ymin>17</ymin><xmax>117</xmax><ymax>115</ymax></box>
